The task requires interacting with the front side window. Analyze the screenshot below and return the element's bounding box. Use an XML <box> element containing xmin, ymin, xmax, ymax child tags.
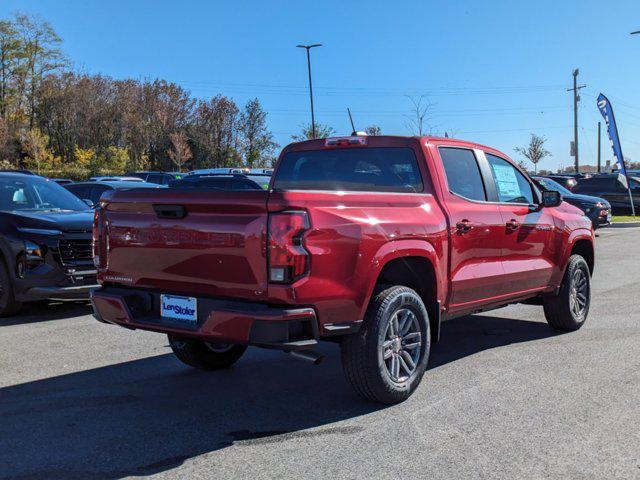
<box><xmin>439</xmin><ymin>147</ymin><xmax>487</xmax><ymax>201</ymax></box>
<box><xmin>0</xmin><ymin>177</ymin><xmax>89</xmax><ymax>212</ymax></box>
<box><xmin>486</xmin><ymin>153</ymin><xmax>535</xmax><ymax>204</ymax></box>
<box><xmin>535</xmin><ymin>177</ymin><xmax>572</xmax><ymax>196</ymax></box>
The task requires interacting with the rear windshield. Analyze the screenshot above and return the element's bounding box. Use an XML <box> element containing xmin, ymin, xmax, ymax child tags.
<box><xmin>273</xmin><ymin>147</ymin><xmax>423</xmax><ymax>193</ymax></box>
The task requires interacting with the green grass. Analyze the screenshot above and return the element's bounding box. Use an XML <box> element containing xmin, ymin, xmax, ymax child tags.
<box><xmin>611</xmin><ymin>216</ymin><xmax>639</xmax><ymax>223</ymax></box>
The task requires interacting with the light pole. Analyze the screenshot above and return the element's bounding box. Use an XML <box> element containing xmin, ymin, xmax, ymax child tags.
<box><xmin>296</xmin><ymin>44</ymin><xmax>322</xmax><ymax>139</ymax></box>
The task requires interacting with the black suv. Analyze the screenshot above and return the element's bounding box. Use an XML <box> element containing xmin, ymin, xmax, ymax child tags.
<box><xmin>533</xmin><ymin>176</ymin><xmax>611</xmax><ymax>229</ymax></box>
<box><xmin>0</xmin><ymin>173</ymin><xmax>98</xmax><ymax>316</ymax></box>
<box><xmin>573</xmin><ymin>174</ymin><xmax>640</xmax><ymax>213</ymax></box>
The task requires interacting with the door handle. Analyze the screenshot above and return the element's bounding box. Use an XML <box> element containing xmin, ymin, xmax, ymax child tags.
<box><xmin>456</xmin><ymin>220</ymin><xmax>473</xmax><ymax>233</ymax></box>
<box><xmin>506</xmin><ymin>219</ymin><xmax>520</xmax><ymax>231</ymax></box>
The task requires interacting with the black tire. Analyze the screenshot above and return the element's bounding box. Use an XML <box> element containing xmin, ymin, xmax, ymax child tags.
<box><xmin>341</xmin><ymin>285</ymin><xmax>431</xmax><ymax>404</ymax></box>
<box><xmin>543</xmin><ymin>255</ymin><xmax>591</xmax><ymax>331</ymax></box>
<box><xmin>168</xmin><ymin>335</ymin><xmax>247</xmax><ymax>370</ymax></box>
<box><xmin>0</xmin><ymin>257</ymin><xmax>22</xmax><ymax>317</ymax></box>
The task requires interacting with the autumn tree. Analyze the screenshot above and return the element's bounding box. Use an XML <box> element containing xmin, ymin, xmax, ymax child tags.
<box><xmin>189</xmin><ymin>95</ymin><xmax>241</xmax><ymax>168</ymax></box>
<box><xmin>167</xmin><ymin>131</ymin><xmax>192</xmax><ymax>172</ymax></box>
<box><xmin>292</xmin><ymin>122</ymin><xmax>335</xmax><ymax>141</ymax></box>
<box><xmin>14</xmin><ymin>13</ymin><xmax>67</xmax><ymax>130</ymax></box>
<box><xmin>0</xmin><ymin>12</ymin><xmax>279</xmax><ymax>176</ymax></box>
<box><xmin>239</xmin><ymin>98</ymin><xmax>277</xmax><ymax>167</ymax></box>
<box><xmin>0</xmin><ymin>19</ymin><xmax>20</xmax><ymax>122</ymax></box>
<box><xmin>22</xmin><ymin>128</ymin><xmax>51</xmax><ymax>174</ymax></box>
<box><xmin>515</xmin><ymin>134</ymin><xmax>551</xmax><ymax>174</ymax></box>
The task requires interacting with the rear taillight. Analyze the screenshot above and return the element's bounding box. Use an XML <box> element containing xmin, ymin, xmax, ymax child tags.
<box><xmin>92</xmin><ymin>207</ymin><xmax>107</xmax><ymax>269</ymax></box>
<box><xmin>268</xmin><ymin>211</ymin><xmax>310</xmax><ymax>283</ymax></box>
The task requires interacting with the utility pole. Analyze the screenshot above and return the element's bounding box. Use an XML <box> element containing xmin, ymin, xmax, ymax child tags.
<box><xmin>296</xmin><ymin>44</ymin><xmax>322</xmax><ymax>139</ymax></box>
<box><xmin>567</xmin><ymin>69</ymin><xmax>586</xmax><ymax>173</ymax></box>
<box><xmin>597</xmin><ymin>121</ymin><xmax>601</xmax><ymax>173</ymax></box>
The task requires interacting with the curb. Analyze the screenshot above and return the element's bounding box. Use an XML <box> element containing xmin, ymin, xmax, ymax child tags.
<box><xmin>608</xmin><ymin>222</ymin><xmax>640</xmax><ymax>229</ymax></box>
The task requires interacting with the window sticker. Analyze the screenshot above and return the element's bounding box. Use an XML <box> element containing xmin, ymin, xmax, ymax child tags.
<box><xmin>492</xmin><ymin>164</ymin><xmax>521</xmax><ymax>199</ymax></box>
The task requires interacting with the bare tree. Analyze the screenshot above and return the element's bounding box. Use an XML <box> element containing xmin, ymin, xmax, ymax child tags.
<box><xmin>167</xmin><ymin>131</ymin><xmax>192</xmax><ymax>172</ymax></box>
<box><xmin>405</xmin><ymin>95</ymin><xmax>434</xmax><ymax>136</ymax></box>
<box><xmin>515</xmin><ymin>134</ymin><xmax>551</xmax><ymax>174</ymax></box>
<box><xmin>365</xmin><ymin>124</ymin><xmax>382</xmax><ymax>136</ymax></box>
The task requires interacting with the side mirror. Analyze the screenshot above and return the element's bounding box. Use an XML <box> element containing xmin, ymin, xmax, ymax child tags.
<box><xmin>82</xmin><ymin>199</ymin><xmax>95</xmax><ymax>208</ymax></box>
<box><xmin>542</xmin><ymin>190</ymin><xmax>562</xmax><ymax>208</ymax></box>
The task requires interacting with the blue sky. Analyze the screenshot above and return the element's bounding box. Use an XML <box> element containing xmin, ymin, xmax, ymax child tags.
<box><xmin>2</xmin><ymin>0</ymin><xmax>640</xmax><ymax>171</ymax></box>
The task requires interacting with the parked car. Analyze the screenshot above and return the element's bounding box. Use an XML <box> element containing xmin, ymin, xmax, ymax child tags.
<box><xmin>65</xmin><ymin>181</ymin><xmax>165</xmax><ymax>207</ymax></box>
<box><xmin>541</xmin><ymin>174</ymin><xmax>579</xmax><ymax>190</ymax></box>
<box><xmin>188</xmin><ymin>168</ymin><xmax>272</xmax><ymax>189</ymax></box>
<box><xmin>89</xmin><ymin>176</ymin><xmax>145</xmax><ymax>182</ymax></box>
<box><xmin>50</xmin><ymin>178</ymin><xmax>73</xmax><ymax>186</ymax></box>
<box><xmin>91</xmin><ymin>135</ymin><xmax>595</xmax><ymax>404</ymax></box>
<box><xmin>188</xmin><ymin>167</ymin><xmax>272</xmax><ymax>176</ymax></box>
<box><xmin>126</xmin><ymin>171</ymin><xmax>185</xmax><ymax>185</ymax></box>
<box><xmin>169</xmin><ymin>174</ymin><xmax>267</xmax><ymax>190</ymax></box>
<box><xmin>0</xmin><ymin>173</ymin><xmax>98</xmax><ymax>316</ymax></box>
<box><xmin>573</xmin><ymin>174</ymin><xmax>640</xmax><ymax>213</ymax></box>
<box><xmin>533</xmin><ymin>176</ymin><xmax>611</xmax><ymax>229</ymax></box>
<box><xmin>0</xmin><ymin>169</ymin><xmax>36</xmax><ymax>175</ymax></box>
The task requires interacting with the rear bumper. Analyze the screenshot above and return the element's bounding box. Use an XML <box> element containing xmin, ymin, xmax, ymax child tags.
<box><xmin>91</xmin><ymin>287</ymin><xmax>319</xmax><ymax>350</ymax></box>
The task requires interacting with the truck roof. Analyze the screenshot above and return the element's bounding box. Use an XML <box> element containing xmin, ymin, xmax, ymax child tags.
<box><xmin>283</xmin><ymin>135</ymin><xmax>508</xmax><ymax>159</ymax></box>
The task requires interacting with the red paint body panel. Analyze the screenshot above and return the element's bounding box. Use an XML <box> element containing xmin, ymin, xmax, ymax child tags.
<box><xmin>92</xmin><ymin>135</ymin><xmax>594</xmax><ymax>345</ymax></box>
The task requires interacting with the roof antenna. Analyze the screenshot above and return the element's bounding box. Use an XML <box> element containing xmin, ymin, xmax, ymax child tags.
<box><xmin>347</xmin><ymin>108</ymin><xmax>357</xmax><ymax>135</ymax></box>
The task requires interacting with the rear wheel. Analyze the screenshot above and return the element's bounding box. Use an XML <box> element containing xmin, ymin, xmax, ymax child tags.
<box><xmin>168</xmin><ymin>335</ymin><xmax>247</xmax><ymax>370</ymax></box>
<box><xmin>0</xmin><ymin>258</ymin><xmax>22</xmax><ymax>317</ymax></box>
<box><xmin>543</xmin><ymin>255</ymin><xmax>591</xmax><ymax>331</ymax></box>
<box><xmin>341</xmin><ymin>285</ymin><xmax>430</xmax><ymax>404</ymax></box>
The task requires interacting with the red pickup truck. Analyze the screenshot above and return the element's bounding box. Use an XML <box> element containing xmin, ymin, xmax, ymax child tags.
<box><xmin>91</xmin><ymin>135</ymin><xmax>594</xmax><ymax>403</ymax></box>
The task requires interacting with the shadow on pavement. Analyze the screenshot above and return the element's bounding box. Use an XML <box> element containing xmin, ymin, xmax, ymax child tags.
<box><xmin>0</xmin><ymin>314</ymin><xmax>562</xmax><ymax>479</ymax></box>
<box><xmin>0</xmin><ymin>301</ymin><xmax>92</xmax><ymax>327</ymax></box>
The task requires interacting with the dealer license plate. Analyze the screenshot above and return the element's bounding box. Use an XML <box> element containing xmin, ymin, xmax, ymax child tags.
<box><xmin>160</xmin><ymin>294</ymin><xmax>197</xmax><ymax>323</ymax></box>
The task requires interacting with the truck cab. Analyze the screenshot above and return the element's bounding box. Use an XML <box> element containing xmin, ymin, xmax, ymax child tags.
<box><xmin>91</xmin><ymin>135</ymin><xmax>594</xmax><ymax>403</ymax></box>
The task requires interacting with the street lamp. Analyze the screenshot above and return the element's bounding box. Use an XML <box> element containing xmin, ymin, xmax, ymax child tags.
<box><xmin>631</xmin><ymin>30</ymin><xmax>640</xmax><ymax>35</ymax></box>
<box><xmin>296</xmin><ymin>43</ymin><xmax>322</xmax><ymax>139</ymax></box>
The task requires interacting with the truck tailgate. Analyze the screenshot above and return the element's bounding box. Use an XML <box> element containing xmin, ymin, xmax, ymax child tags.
<box><xmin>100</xmin><ymin>189</ymin><xmax>268</xmax><ymax>300</ymax></box>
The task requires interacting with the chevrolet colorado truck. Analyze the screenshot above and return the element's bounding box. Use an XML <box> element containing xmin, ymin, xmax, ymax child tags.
<box><xmin>91</xmin><ymin>135</ymin><xmax>594</xmax><ymax>403</ymax></box>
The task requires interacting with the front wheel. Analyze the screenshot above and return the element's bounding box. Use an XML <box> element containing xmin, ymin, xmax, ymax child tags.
<box><xmin>168</xmin><ymin>335</ymin><xmax>247</xmax><ymax>370</ymax></box>
<box><xmin>543</xmin><ymin>255</ymin><xmax>591</xmax><ymax>331</ymax></box>
<box><xmin>341</xmin><ymin>285</ymin><xmax>431</xmax><ymax>404</ymax></box>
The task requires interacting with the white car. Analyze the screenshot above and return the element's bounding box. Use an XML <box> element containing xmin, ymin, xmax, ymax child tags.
<box><xmin>89</xmin><ymin>176</ymin><xmax>145</xmax><ymax>182</ymax></box>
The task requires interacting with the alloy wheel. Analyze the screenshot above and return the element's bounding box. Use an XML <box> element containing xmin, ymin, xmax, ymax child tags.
<box><xmin>380</xmin><ymin>308</ymin><xmax>422</xmax><ymax>383</ymax></box>
<box><xmin>569</xmin><ymin>268</ymin><xmax>589</xmax><ymax>318</ymax></box>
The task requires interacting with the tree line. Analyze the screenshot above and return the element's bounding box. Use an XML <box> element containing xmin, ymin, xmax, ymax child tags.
<box><xmin>0</xmin><ymin>13</ymin><xmax>278</xmax><ymax>178</ymax></box>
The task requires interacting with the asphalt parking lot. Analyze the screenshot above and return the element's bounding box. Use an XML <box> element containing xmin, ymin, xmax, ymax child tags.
<box><xmin>1</xmin><ymin>227</ymin><xmax>639</xmax><ymax>480</ymax></box>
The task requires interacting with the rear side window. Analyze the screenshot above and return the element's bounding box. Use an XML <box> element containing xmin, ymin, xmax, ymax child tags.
<box><xmin>486</xmin><ymin>153</ymin><xmax>535</xmax><ymax>204</ymax></box>
<box><xmin>581</xmin><ymin>177</ymin><xmax>613</xmax><ymax>189</ymax></box>
<box><xmin>66</xmin><ymin>184</ymin><xmax>91</xmax><ymax>200</ymax></box>
<box><xmin>90</xmin><ymin>185</ymin><xmax>111</xmax><ymax>204</ymax></box>
<box><xmin>273</xmin><ymin>147</ymin><xmax>423</xmax><ymax>193</ymax></box>
<box><xmin>439</xmin><ymin>147</ymin><xmax>487</xmax><ymax>201</ymax></box>
<box><xmin>147</xmin><ymin>174</ymin><xmax>163</xmax><ymax>184</ymax></box>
